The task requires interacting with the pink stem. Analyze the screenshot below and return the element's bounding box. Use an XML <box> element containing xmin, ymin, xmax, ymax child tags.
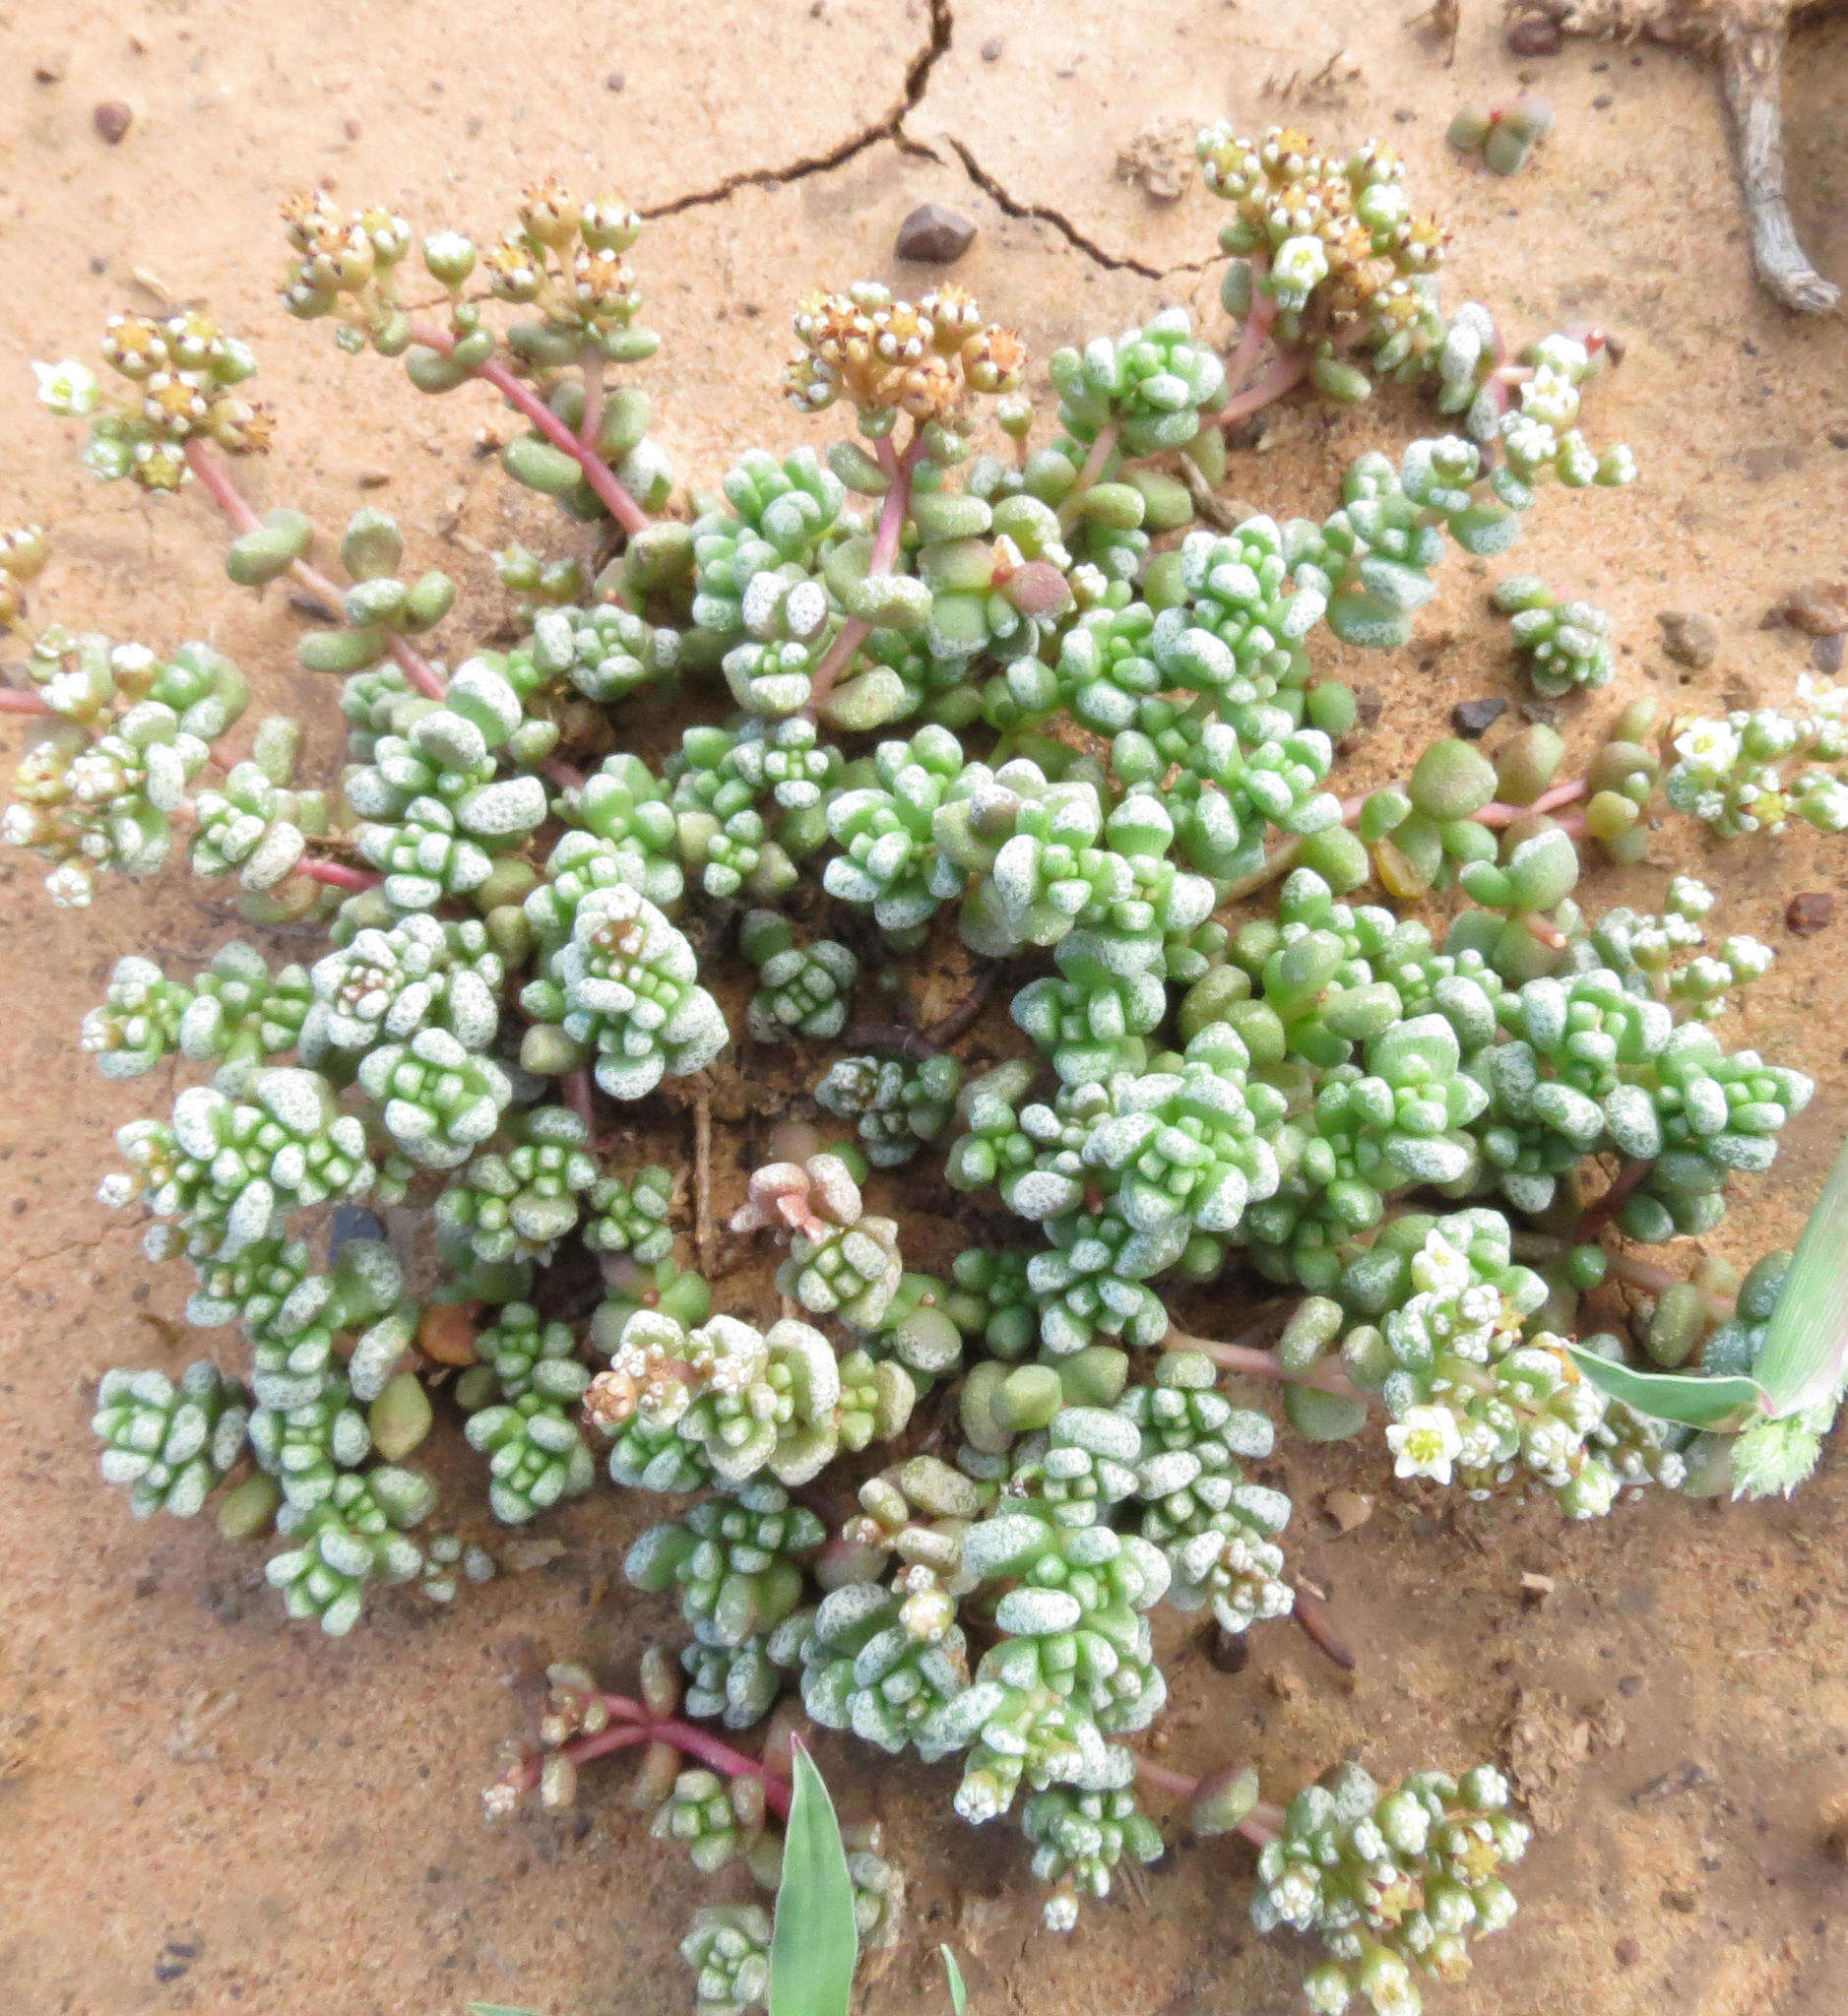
<box><xmin>1576</xmin><ymin>1157</ymin><xmax>1649</xmax><ymax>1234</ymax></box>
<box><xmin>1134</xmin><ymin>1757</ymin><xmax>1201</xmax><ymax>1797</ymax></box>
<box><xmin>1602</xmin><ymin>1248</ymin><xmax>1734</xmax><ymax>1319</ymax></box>
<box><xmin>298</xmin><ymin>857</ymin><xmax>381</xmax><ymax>892</ymax></box>
<box><xmin>1475</xmin><ymin>778</ymin><xmax>1590</xmax><ymax>828</ymax></box>
<box><xmin>562</xmin><ymin>1068</ymin><xmax>595</xmax><ymax>1131</ymax></box>
<box><xmin>1173</xmin><ymin>1330</ymin><xmax>1367</xmax><ymax>1403</ymax></box>
<box><xmin>0</xmin><ymin>688</ymin><xmax>50</xmax><ymax>716</ymax></box>
<box><xmin>592</xmin><ymin>1697</ymin><xmax>794</xmax><ymax>1817</ymax></box>
<box><xmin>1221</xmin><ymin>261</ymin><xmax>1276</xmax><ymax>396</ymax></box>
<box><xmin>1219</xmin><ymin>353</ymin><xmax>1307</xmax><ymax>428</ymax></box>
<box><xmin>183</xmin><ymin>435</ymin><xmax>263</xmax><ymax>534</ymax></box>
<box><xmin>803</xmin><ymin>430</ymin><xmax>921</xmax><ymax>719</ymax></box>
<box><xmin>1521</xmin><ymin>912</ymin><xmax>1568</xmax><ymax>951</ymax></box>
<box><xmin>542</xmin><ymin>755</ymin><xmax>587</xmax><ymax>792</ymax></box>
<box><xmin>579</xmin><ymin>347</ymin><xmax>605</xmax><ymax>455</ymax></box>
<box><xmin>183</xmin><ymin>439</ymin><xmax>448</xmax><ymax>702</ymax></box>
<box><xmin>408</xmin><ymin>323</ymin><xmax>649</xmax><ymax>536</ymax></box>
<box><xmin>1133</xmin><ymin>1757</ymin><xmax>1284</xmax><ymax>1845</ymax></box>
<box><xmin>1292</xmin><ymin>1586</ymin><xmax>1357</xmax><ymax>1671</ymax></box>
<box><xmin>1055</xmin><ymin>422</ymin><xmax>1121</xmax><ymax>531</ymax></box>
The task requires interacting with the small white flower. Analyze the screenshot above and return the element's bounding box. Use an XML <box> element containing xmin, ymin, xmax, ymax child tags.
<box><xmin>1386</xmin><ymin>1403</ymin><xmax>1463</xmax><ymax>1485</ymax></box>
<box><xmin>1409</xmin><ymin>1228</ymin><xmax>1471</xmax><ymax>1297</ymax></box>
<box><xmin>1518</xmin><ymin>362</ymin><xmax>1580</xmax><ymax>432</ymax></box>
<box><xmin>1269</xmin><ymin>233</ymin><xmax>1330</xmax><ymax>311</ymax></box>
<box><xmin>1796</xmin><ymin>673</ymin><xmax>1847</xmax><ymax>720</ymax></box>
<box><xmin>46</xmin><ymin>861</ymin><xmax>95</xmax><ymax>906</ymax></box>
<box><xmin>1499</xmin><ymin>412</ymin><xmax>1556</xmax><ymax>471</ymax></box>
<box><xmin>1674</xmin><ymin>718</ymin><xmax>1742</xmax><ymax>773</ymax></box>
<box><xmin>2</xmin><ymin>803</ymin><xmax>42</xmax><ymax>847</ymax></box>
<box><xmin>32</xmin><ymin>358</ymin><xmax>99</xmax><ymax>417</ymax></box>
<box><xmin>1042</xmin><ymin>1894</ymin><xmax>1078</xmax><ymax>1933</ymax></box>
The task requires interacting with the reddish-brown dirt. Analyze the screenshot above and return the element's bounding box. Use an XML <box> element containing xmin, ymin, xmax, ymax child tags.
<box><xmin>1</xmin><ymin>4</ymin><xmax>1845</xmax><ymax>2014</ymax></box>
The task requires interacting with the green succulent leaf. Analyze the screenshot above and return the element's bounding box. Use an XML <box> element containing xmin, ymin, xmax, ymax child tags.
<box><xmin>1748</xmin><ymin>1128</ymin><xmax>1848</xmax><ymax>1418</ymax></box>
<box><xmin>768</xmin><ymin>1743</ymin><xmax>858</xmax><ymax>2016</ymax></box>
<box><xmin>1564</xmin><ymin>1348</ymin><xmax>1767</xmax><ymax>1431</ymax></box>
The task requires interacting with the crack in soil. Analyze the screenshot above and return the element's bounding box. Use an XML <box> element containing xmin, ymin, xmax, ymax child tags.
<box><xmin>0</xmin><ymin>1218</ymin><xmax>133</xmax><ymax>1291</ymax></box>
<box><xmin>638</xmin><ymin>0</ymin><xmax>953</xmax><ymax>219</ymax></box>
<box><xmin>933</xmin><ymin>133</ymin><xmax>1213</xmax><ymax>283</ymax></box>
<box><xmin>634</xmin><ymin>1</ymin><xmax>1212</xmax><ymax>286</ymax></box>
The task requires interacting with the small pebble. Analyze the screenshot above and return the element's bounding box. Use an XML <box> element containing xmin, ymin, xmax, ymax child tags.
<box><xmin>1661</xmin><ymin>1887</ymin><xmax>1698</xmax><ymax>1914</ymax></box>
<box><xmin>1322</xmin><ymin>1487</ymin><xmax>1373</xmax><ymax>1535</ymax></box>
<box><xmin>1592</xmin><ymin>93</ymin><xmax>1614</xmax><ymax>109</ymax></box>
<box><xmin>605</xmin><ymin>71</ymin><xmax>625</xmax><ymax>91</ymax></box>
<box><xmin>1814</xmin><ymin>634</ymin><xmax>1844</xmax><ymax>675</ymax></box>
<box><xmin>287</xmin><ymin>591</ymin><xmax>339</xmax><ymax>623</ymax></box>
<box><xmin>1519</xmin><ymin>1570</ymin><xmax>1555</xmax><ymax>1603</ymax></box>
<box><xmin>895</xmin><ymin>202</ymin><xmax>977</xmax><ymax>265</ymax></box>
<box><xmin>356</xmin><ymin>468</ymin><xmax>393</xmax><ymax>489</ymax></box>
<box><xmin>1354</xmin><ymin>684</ymin><xmax>1384</xmax><ymax>731</ymax></box>
<box><xmin>1823</xmin><ymin>1793</ymin><xmax>1848</xmax><ymax>1863</ymax></box>
<box><xmin>1613</xmin><ymin>1937</ymin><xmax>1642</xmax><ymax>1968</ymax></box>
<box><xmin>419</xmin><ymin>1300</ymin><xmax>479</xmax><ymax>1367</ymax></box>
<box><xmin>1827</xmin><ymin>424</ymin><xmax>1848</xmax><ymax>450</ymax></box>
<box><xmin>1657</xmin><ymin>608</ymin><xmax>1718</xmax><ymax>669</ymax></box>
<box><xmin>1777</xmin><ymin>580</ymin><xmax>1848</xmax><ymax>636</ymax></box>
<box><xmin>94</xmin><ymin>99</ymin><xmax>133</xmax><ymax>144</ymax></box>
<box><xmin>33</xmin><ymin>52</ymin><xmax>69</xmax><ymax>83</ymax></box>
<box><xmin>343</xmin><ymin>116</ymin><xmax>361</xmax><ymax>141</ymax></box>
<box><xmin>1504</xmin><ymin>12</ymin><xmax>1563</xmax><ymax>54</ymax></box>
<box><xmin>1451</xmin><ymin>696</ymin><xmax>1507</xmax><ymax>739</ymax></box>
<box><xmin>1785</xmin><ymin>893</ymin><xmax>1834</xmax><ymax>937</ymax></box>
<box><xmin>981</xmin><ymin>34</ymin><xmax>1003</xmax><ymax>60</ymax></box>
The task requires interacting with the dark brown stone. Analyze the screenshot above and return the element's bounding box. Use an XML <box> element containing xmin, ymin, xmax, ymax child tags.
<box><xmin>1505</xmin><ymin>11</ymin><xmax>1563</xmax><ymax>54</ymax></box>
<box><xmin>1451</xmin><ymin>697</ymin><xmax>1507</xmax><ymax>739</ymax></box>
<box><xmin>896</xmin><ymin>204</ymin><xmax>977</xmax><ymax>265</ymax></box>
<box><xmin>1785</xmin><ymin>893</ymin><xmax>1835</xmax><ymax>937</ymax></box>
<box><xmin>93</xmin><ymin>99</ymin><xmax>133</xmax><ymax>144</ymax></box>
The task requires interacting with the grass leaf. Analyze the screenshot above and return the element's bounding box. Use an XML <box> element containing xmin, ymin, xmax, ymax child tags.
<box><xmin>1747</xmin><ymin>1127</ymin><xmax>1848</xmax><ymax>1418</ymax></box>
<box><xmin>769</xmin><ymin>1742</ymin><xmax>859</xmax><ymax>2016</ymax></box>
<box><xmin>1565</xmin><ymin>1347</ymin><xmax>1766</xmax><ymax>1430</ymax></box>
<box><xmin>940</xmin><ymin>1944</ymin><xmax>969</xmax><ymax>2016</ymax></box>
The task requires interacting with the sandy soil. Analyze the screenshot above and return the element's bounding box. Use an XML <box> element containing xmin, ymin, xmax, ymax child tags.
<box><xmin>2</xmin><ymin>3</ymin><xmax>1846</xmax><ymax>2013</ymax></box>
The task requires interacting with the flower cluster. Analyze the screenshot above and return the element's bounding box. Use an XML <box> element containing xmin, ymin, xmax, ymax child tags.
<box><xmin>36</xmin><ymin>310</ymin><xmax>269</xmax><ymax>490</ymax></box>
<box><xmin>786</xmin><ymin>283</ymin><xmax>1025</xmax><ymax>427</ymax></box>
<box><xmin>1665</xmin><ymin>679</ymin><xmax>1848</xmax><ymax>838</ymax></box>
<box><xmin>1252</xmin><ymin>1761</ymin><xmax>1528</xmax><ymax>2016</ymax></box>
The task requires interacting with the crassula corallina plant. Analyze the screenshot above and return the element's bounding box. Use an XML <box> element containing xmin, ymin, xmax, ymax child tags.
<box><xmin>6</xmin><ymin>134</ymin><xmax>1844</xmax><ymax>2016</ymax></box>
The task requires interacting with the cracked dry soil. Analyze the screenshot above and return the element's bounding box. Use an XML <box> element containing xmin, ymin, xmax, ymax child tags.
<box><xmin>2</xmin><ymin>3</ymin><xmax>1847</xmax><ymax>2013</ymax></box>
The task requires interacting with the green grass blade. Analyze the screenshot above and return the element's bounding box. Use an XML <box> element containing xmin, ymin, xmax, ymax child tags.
<box><xmin>1748</xmin><ymin>1127</ymin><xmax>1848</xmax><ymax>1418</ymax></box>
<box><xmin>1565</xmin><ymin>1346</ymin><xmax>1767</xmax><ymax>1431</ymax></box>
<box><xmin>769</xmin><ymin>1743</ymin><xmax>859</xmax><ymax>2016</ymax></box>
<box><xmin>941</xmin><ymin>1945</ymin><xmax>968</xmax><ymax>2016</ymax></box>
<box><xmin>467</xmin><ymin>2005</ymin><xmax>542</xmax><ymax>2015</ymax></box>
